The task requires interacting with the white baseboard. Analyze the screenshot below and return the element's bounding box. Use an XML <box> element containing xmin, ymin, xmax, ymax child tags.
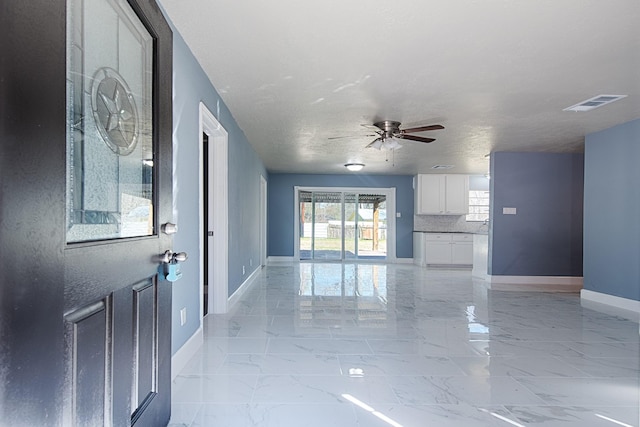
<box><xmin>581</xmin><ymin>289</ymin><xmax>640</xmax><ymax>320</ymax></box>
<box><xmin>171</xmin><ymin>326</ymin><xmax>203</xmax><ymax>380</ymax></box>
<box><xmin>427</xmin><ymin>264</ymin><xmax>472</xmax><ymax>269</ymax></box>
<box><xmin>268</xmin><ymin>256</ymin><xmax>413</xmax><ymax>265</ymax></box>
<box><xmin>472</xmin><ymin>268</ymin><xmax>490</xmax><ymax>281</ymax></box>
<box><xmin>268</xmin><ymin>256</ymin><xmax>295</xmax><ymax>264</ymax></box>
<box><xmin>228</xmin><ymin>266</ymin><xmax>261</xmax><ymax>310</ymax></box>
<box><xmin>479</xmin><ymin>275</ymin><xmax>583</xmax><ymax>292</ymax></box>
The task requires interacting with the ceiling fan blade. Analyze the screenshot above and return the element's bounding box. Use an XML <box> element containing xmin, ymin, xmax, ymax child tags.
<box><xmin>361</xmin><ymin>124</ymin><xmax>383</xmax><ymax>131</ymax></box>
<box><xmin>328</xmin><ymin>134</ymin><xmax>376</xmax><ymax>140</ymax></box>
<box><xmin>401</xmin><ymin>124</ymin><xmax>445</xmax><ymax>133</ymax></box>
<box><xmin>398</xmin><ymin>134</ymin><xmax>436</xmax><ymax>143</ymax></box>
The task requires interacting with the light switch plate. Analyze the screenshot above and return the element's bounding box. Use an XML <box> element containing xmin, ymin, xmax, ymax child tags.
<box><xmin>503</xmin><ymin>207</ymin><xmax>517</xmax><ymax>215</ymax></box>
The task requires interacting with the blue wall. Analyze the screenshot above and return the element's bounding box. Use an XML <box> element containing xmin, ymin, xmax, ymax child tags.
<box><xmin>170</xmin><ymin>29</ymin><xmax>266</xmax><ymax>353</ymax></box>
<box><xmin>489</xmin><ymin>152</ymin><xmax>584</xmax><ymax>277</ymax></box>
<box><xmin>584</xmin><ymin>119</ymin><xmax>640</xmax><ymax>300</ymax></box>
<box><xmin>268</xmin><ymin>174</ymin><xmax>414</xmax><ymax>259</ymax></box>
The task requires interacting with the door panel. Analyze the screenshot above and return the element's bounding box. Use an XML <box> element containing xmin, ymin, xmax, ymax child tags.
<box><xmin>64</xmin><ymin>301</ymin><xmax>110</xmax><ymax>426</ymax></box>
<box><xmin>0</xmin><ymin>0</ymin><xmax>174</xmax><ymax>425</ymax></box>
<box><xmin>132</xmin><ymin>280</ymin><xmax>158</xmax><ymax>415</ymax></box>
<box><xmin>344</xmin><ymin>193</ymin><xmax>357</xmax><ymax>260</ymax></box>
<box><xmin>313</xmin><ymin>192</ymin><xmax>343</xmax><ymax>260</ymax></box>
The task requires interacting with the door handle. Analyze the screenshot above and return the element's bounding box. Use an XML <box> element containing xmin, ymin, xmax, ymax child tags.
<box><xmin>158</xmin><ymin>250</ymin><xmax>188</xmax><ymax>282</ymax></box>
<box><xmin>172</xmin><ymin>251</ymin><xmax>188</xmax><ymax>263</ymax></box>
<box><xmin>161</xmin><ymin>222</ymin><xmax>178</xmax><ymax>235</ymax></box>
<box><xmin>159</xmin><ymin>250</ymin><xmax>188</xmax><ymax>264</ymax></box>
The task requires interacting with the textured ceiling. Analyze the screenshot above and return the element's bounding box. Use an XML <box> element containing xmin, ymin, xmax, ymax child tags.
<box><xmin>159</xmin><ymin>0</ymin><xmax>640</xmax><ymax>175</ymax></box>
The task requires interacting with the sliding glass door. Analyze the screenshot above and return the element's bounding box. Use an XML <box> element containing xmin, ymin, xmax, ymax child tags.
<box><xmin>299</xmin><ymin>191</ymin><xmax>343</xmax><ymax>260</ymax></box>
<box><xmin>299</xmin><ymin>190</ymin><xmax>387</xmax><ymax>261</ymax></box>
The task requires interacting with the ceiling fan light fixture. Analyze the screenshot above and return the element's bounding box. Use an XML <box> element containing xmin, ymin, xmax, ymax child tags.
<box><xmin>345</xmin><ymin>163</ymin><xmax>365</xmax><ymax>172</ymax></box>
<box><xmin>367</xmin><ymin>138</ymin><xmax>384</xmax><ymax>150</ymax></box>
<box><xmin>385</xmin><ymin>137</ymin><xmax>402</xmax><ymax>150</ymax></box>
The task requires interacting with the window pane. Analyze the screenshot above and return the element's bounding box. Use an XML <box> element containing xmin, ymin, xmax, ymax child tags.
<box><xmin>67</xmin><ymin>0</ymin><xmax>154</xmax><ymax>242</ymax></box>
<box><xmin>466</xmin><ymin>190</ymin><xmax>490</xmax><ymax>222</ymax></box>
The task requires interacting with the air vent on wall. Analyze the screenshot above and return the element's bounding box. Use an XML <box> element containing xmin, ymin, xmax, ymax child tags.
<box><xmin>431</xmin><ymin>165</ymin><xmax>454</xmax><ymax>170</ymax></box>
<box><xmin>563</xmin><ymin>94</ymin><xmax>627</xmax><ymax>112</ymax></box>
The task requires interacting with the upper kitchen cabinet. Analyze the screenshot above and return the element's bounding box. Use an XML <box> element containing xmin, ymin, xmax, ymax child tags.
<box><xmin>415</xmin><ymin>174</ymin><xmax>469</xmax><ymax>215</ymax></box>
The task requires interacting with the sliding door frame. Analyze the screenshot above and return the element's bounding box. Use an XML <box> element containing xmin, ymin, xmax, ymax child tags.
<box><xmin>294</xmin><ymin>186</ymin><xmax>396</xmax><ymax>262</ymax></box>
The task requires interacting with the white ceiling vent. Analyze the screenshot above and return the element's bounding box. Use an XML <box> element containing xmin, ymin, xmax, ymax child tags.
<box><xmin>431</xmin><ymin>165</ymin><xmax>454</xmax><ymax>170</ymax></box>
<box><xmin>563</xmin><ymin>95</ymin><xmax>627</xmax><ymax>112</ymax></box>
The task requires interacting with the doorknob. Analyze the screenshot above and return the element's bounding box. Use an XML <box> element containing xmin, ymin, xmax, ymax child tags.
<box><xmin>173</xmin><ymin>252</ymin><xmax>188</xmax><ymax>263</ymax></box>
<box><xmin>159</xmin><ymin>250</ymin><xmax>188</xmax><ymax>264</ymax></box>
<box><xmin>158</xmin><ymin>250</ymin><xmax>188</xmax><ymax>282</ymax></box>
<box><xmin>161</xmin><ymin>222</ymin><xmax>178</xmax><ymax>235</ymax></box>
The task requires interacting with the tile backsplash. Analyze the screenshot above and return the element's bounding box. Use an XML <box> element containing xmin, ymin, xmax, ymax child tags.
<box><xmin>414</xmin><ymin>215</ymin><xmax>488</xmax><ymax>234</ymax></box>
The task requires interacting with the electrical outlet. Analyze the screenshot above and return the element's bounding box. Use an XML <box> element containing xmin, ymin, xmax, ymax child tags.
<box><xmin>250</xmin><ymin>258</ymin><xmax>253</xmax><ymax>267</ymax></box>
<box><xmin>180</xmin><ymin>307</ymin><xmax>187</xmax><ymax>326</ymax></box>
<box><xmin>242</xmin><ymin>265</ymin><xmax>245</xmax><ymax>275</ymax></box>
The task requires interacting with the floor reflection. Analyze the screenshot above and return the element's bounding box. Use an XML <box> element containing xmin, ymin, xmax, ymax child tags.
<box><xmin>297</xmin><ymin>263</ymin><xmax>391</xmax><ymax>331</ymax></box>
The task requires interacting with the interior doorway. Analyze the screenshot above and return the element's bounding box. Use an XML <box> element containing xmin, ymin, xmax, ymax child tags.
<box><xmin>260</xmin><ymin>175</ymin><xmax>267</xmax><ymax>266</ymax></box>
<box><xmin>202</xmin><ymin>133</ymin><xmax>210</xmax><ymax>315</ymax></box>
<box><xmin>199</xmin><ymin>103</ymin><xmax>229</xmax><ymax>316</ymax></box>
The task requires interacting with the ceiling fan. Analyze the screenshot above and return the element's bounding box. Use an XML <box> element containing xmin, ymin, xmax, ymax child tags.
<box><xmin>365</xmin><ymin>121</ymin><xmax>444</xmax><ymax>150</ymax></box>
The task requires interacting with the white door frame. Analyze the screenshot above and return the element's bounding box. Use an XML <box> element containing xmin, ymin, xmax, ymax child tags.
<box><xmin>293</xmin><ymin>186</ymin><xmax>396</xmax><ymax>262</ymax></box>
<box><xmin>199</xmin><ymin>102</ymin><xmax>229</xmax><ymax>315</ymax></box>
<box><xmin>259</xmin><ymin>175</ymin><xmax>267</xmax><ymax>266</ymax></box>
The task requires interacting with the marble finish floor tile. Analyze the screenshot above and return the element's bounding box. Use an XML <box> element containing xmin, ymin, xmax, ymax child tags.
<box><xmin>504</xmin><ymin>405</ymin><xmax>640</xmax><ymax>427</ymax></box>
<box><xmin>388</xmin><ymin>375</ymin><xmax>547</xmax><ymax>406</ymax></box>
<box><xmin>216</xmin><ymin>353</ymin><xmax>342</xmax><ymax>375</ymax></box>
<box><xmin>189</xmin><ymin>403</ymin><xmax>359</xmax><ymax>427</ymax></box>
<box><xmin>449</xmin><ymin>355</ymin><xmax>588</xmax><ymax>378</ymax></box>
<box><xmin>170</xmin><ymin>263</ymin><xmax>640</xmax><ymax>426</ymax></box>
<box><xmin>339</xmin><ymin>354</ymin><xmax>466</xmax><ymax>377</ymax></box>
<box><xmin>515</xmin><ymin>377</ymin><xmax>640</xmax><ymax>406</ymax></box>
<box><xmin>354</xmin><ymin>404</ymin><xmax>518</xmax><ymax>427</ymax></box>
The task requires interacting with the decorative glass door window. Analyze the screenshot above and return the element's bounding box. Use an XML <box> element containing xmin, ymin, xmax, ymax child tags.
<box><xmin>66</xmin><ymin>0</ymin><xmax>154</xmax><ymax>242</ymax></box>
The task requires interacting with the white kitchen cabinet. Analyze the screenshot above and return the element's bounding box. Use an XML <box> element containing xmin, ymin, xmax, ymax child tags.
<box><xmin>422</xmin><ymin>233</ymin><xmax>473</xmax><ymax>266</ymax></box>
<box><xmin>414</xmin><ymin>174</ymin><xmax>469</xmax><ymax>215</ymax></box>
<box><xmin>415</xmin><ymin>175</ymin><xmax>444</xmax><ymax>214</ymax></box>
<box><xmin>450</xmin><ymin>234</ymin><xmax>473</xmax><ymax>264</ymax></box>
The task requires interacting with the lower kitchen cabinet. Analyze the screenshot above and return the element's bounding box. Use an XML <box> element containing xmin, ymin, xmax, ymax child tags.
<box><xmin>422</xmin><ymin>233</ymin><xmax>473</xmax><ymax>266</ymax></box>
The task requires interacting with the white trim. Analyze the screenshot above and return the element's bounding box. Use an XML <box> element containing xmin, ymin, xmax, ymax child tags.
<box><xmin>294</xmin><ymin>186</ymin><xmax>396</xmax><ymax>262</ymax></box>
<box><xmin>427</xmin><ymin>264</ymin><xmax>472</xmax><ymax>269</ymax></box>
<box><xmin>199</xmin><ymin>102</ymin><xmax>229</xmax><ymax>315</ymax></box>
<box><xmin>260</xmin><ymin>175</ymin><xmax>268</xmax><ymax>267</ymax></box>
<box><xmin>171</xmin><ymin>327</ymin><xmax>203</xmax><ymax>380</ymax></box>
<box><xmin>395</xmin><ymin>257</ymin><xmax>414</xmax><ymax>264</ymax></box>
<box><xmin>472</xmin><ymin>234</ymin><xmax>489</xmax><ymax>281</ymax></box>
<box><xmin>228</xmin><ymin>267</ymin><xmax>261</xmax><ymax>310</ymax></box>
<box><xmin>490</xmin><ymin>275</ymin><xmax>583</xmax><ymax>285</ymax></box>
<box><xmin>268</xmin><ymin>256</ymin><xmax>296</xmax><ymax>264</ymax></box>
<box><xmin>581</xmin><ymin>289</ymin><xmax>640</xmax><ymax>316</ymax></box>
<box><xmin>477</xmin><ymin>275</ymin><xmax>583</xmax><ymax>292</ymax></box>
<box><xmin>472</xmin><ymin>267</ymin><xmax>490</xmax><ymax>281</ymax></box>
